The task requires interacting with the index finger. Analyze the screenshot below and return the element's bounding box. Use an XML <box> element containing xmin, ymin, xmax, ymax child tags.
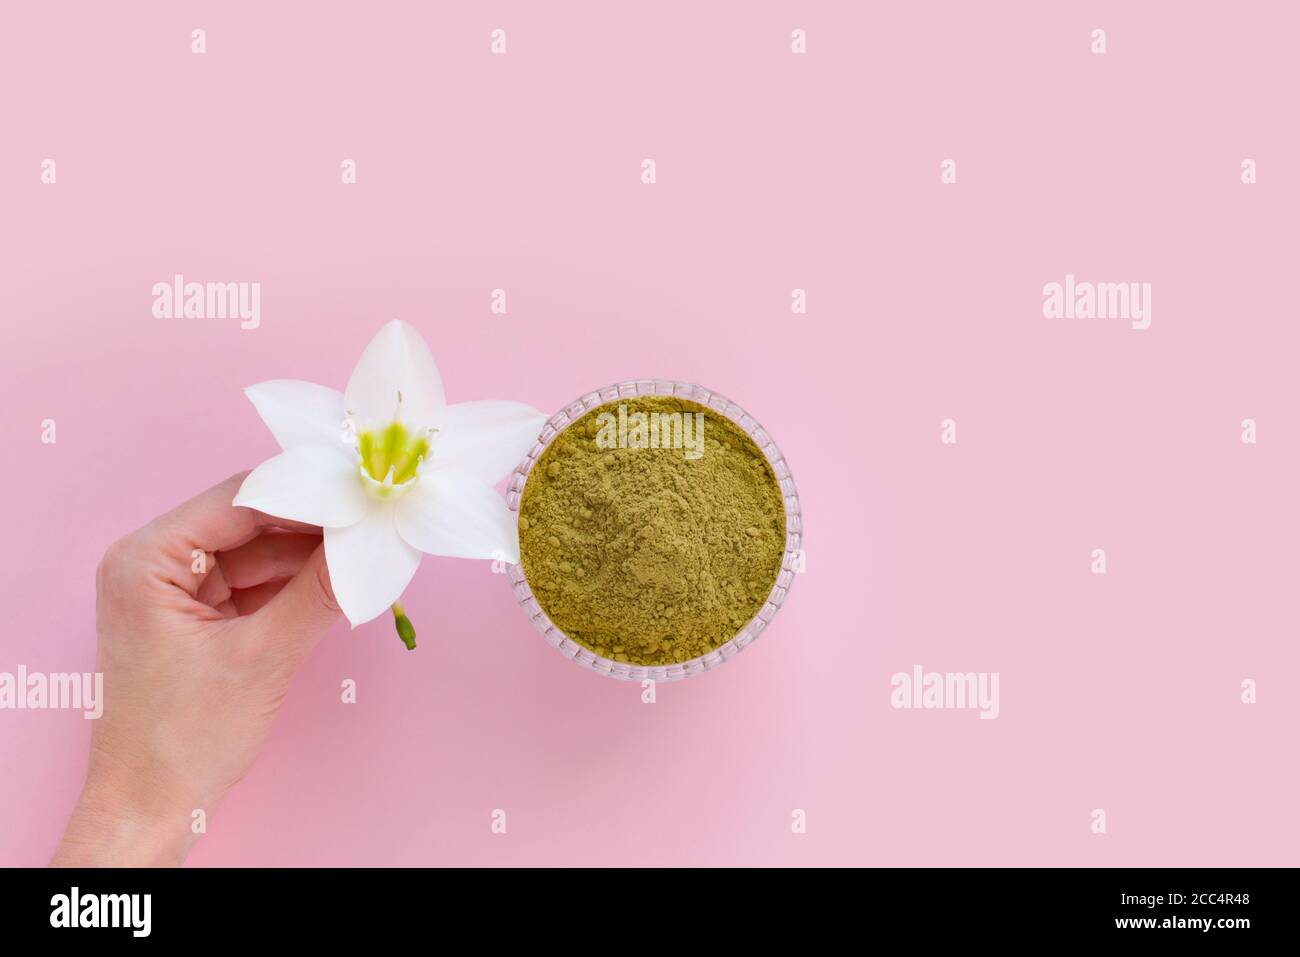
<box><xmin>145</xmin><ymin>473</ymin><xmax>321</xmax><ymax>594</ymax></box>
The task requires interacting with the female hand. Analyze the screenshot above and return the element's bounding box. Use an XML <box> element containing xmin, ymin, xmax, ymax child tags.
<box><xmin>51</xmin><ymin>473</ymin><xmax>341</xmax><ymax>866</ymax></box>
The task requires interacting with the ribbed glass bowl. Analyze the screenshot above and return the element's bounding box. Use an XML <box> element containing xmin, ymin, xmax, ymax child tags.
<box><xmin>505</xmin><ymin>379</ymin><xmax>802</xmax><ymax>682</ymax></box>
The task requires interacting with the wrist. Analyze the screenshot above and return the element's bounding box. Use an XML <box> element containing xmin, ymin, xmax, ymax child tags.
<box><xmin>52</xmin><ymin>776</ymin><xmax>202</xmax><ymax>868</ymax></box>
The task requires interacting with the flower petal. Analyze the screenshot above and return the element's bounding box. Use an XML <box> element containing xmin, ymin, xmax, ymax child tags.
<box><xmin>325</xmin><ymin>503</ymin><xmax>422</xmax><ymax>626</ymax></box>
<box><xmin>245</xmin><ymin>380</ymin><xmax>347</xmax><ymax>452</ymax></box>
<box><xmin>344</xmin><ymin>320</ymin><xmax>446</xmax><ymax>433</ymax></box>
<box><xmin>434</xmin><ymin>400</ymin><xmax>547</xmax><ymax>485</ymax></box>
<box><xmin>232</xmin><ymin>446</ymin><xmax>368</xmax><ymax>528</ymax></box>
<box><xmin>395</xmin><ymin>469</ymin><xmax>519</xmax><ymax>563</ymax></box>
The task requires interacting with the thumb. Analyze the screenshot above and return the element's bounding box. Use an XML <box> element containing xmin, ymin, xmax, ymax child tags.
<box><xmin>250</xmin><ymin>544</ymin><xmax>341</xmax><ymax>663</ymax></box>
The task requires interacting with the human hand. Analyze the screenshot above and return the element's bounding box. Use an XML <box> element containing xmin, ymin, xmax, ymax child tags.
<box><xmin>51</xmin><ymin>473</ymin><xmax>341</xmax><ymax>867</ymax></box>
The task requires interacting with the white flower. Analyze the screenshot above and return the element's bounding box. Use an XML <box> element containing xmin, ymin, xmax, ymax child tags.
<box><xmin>232</xmin><ymin>320</ymin><xmax>545</xmax><ymax>632</ymax></box>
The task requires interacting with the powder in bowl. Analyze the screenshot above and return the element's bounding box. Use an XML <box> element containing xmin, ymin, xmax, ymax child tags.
<box><xmin>517</xmin><ymin>396</ymin><xmax>786</xmax><ymax>666</ymax></box>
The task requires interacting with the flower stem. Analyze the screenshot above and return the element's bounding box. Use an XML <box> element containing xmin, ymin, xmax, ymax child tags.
<box><xmin>391</xmin><ymin>602</ymin><xmax>417</xmax><ymax>651</ymax></box>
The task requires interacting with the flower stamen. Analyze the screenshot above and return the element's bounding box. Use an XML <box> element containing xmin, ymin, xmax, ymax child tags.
<box><xmin>356</xmin><ymin>420</ymin><xmax>430</xmax><ymax>487</ymax></box>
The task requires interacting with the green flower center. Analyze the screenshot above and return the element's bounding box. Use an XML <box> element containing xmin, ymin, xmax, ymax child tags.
<box><xmin>358</xmin><ymin>421</ymin><xmax>430</xmax><ymax>487</ymax></box>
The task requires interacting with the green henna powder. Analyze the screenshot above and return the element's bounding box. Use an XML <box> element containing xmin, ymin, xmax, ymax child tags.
<box><xmin>518</xmin><ymin>396</ymin><xmax>786</xmax><ymax>666</ymax></box>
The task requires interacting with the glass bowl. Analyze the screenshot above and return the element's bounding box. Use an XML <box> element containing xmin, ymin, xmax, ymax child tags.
<box><xmin>505</xmin><ymin>379</ymin><xmax>802</xmax><ymax>682</ymax></box>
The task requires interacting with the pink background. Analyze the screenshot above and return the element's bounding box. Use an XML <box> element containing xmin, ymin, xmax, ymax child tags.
<box><xmin>2</xmin><ymin>1</ymin><xmax>1297</xmax><ymax>866</ymax></box>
